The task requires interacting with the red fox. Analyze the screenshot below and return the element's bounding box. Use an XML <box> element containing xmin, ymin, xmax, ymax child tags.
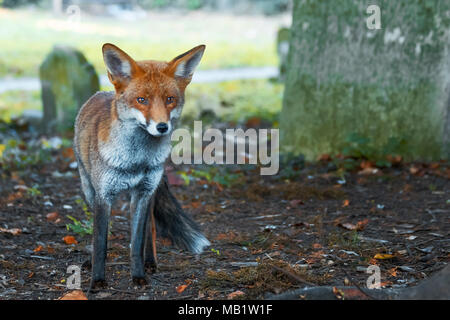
<box><xmin>73</xmin><ymin>43</ymin><xmax>209</xmax><ymax>288</ymax></box>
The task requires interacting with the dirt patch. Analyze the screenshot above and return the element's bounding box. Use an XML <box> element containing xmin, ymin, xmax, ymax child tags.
<box><xmin>0</xmin><ymin>157</ymin><xmax>449</xmax><ymax>300</ymax></box>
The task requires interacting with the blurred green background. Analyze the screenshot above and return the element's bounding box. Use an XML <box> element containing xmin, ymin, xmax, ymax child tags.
<box><xmin>0</xmin><ymin>0</ymin><xmax>289</xmax><ymax>123</ymax></box>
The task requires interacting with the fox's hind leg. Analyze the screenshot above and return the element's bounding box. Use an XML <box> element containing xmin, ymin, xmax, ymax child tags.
<box><xmin>78</xmin><ymin>166</ymin><xmax>96</xmax><ymax>272</ymax></box>
<box><xmin>144</xmin><ymin>196</ymin><xmax>157</xmax><ymax>272</ymax></box>
<box><xmin>78</xmin><ymin>166</ymin><xmax>95</xmax><ymax>209</ymax></box>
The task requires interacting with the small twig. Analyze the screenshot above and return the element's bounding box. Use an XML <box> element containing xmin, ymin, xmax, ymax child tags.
<box><xmin>342</xmin><ymin>269</ymin><xmax>377</xmax><ymax>300</ymax></box>
<box><xmin>270</xmin><ymin>265</ymin><xmax>315</xmax><ymax>287</ymax></box>
<box><xmin>107</xmin><ymin>288</ymin><xmax>148</xmax><ymax>295</ymax></box>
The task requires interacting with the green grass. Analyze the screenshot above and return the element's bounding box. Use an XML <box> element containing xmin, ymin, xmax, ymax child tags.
<box><xmin>0</xmin><ymin>90</ymin><xmax>41</xmax><ymax>121</ymax></box>
<box><xmin>0</xmin><ymin>8</ymin><xmax>280</xmax><ymax>78</ymax></box>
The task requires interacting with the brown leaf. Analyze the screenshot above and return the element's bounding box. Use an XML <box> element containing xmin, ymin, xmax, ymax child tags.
<box><xmin>245</xmin><ymin>117</ymin><xmax>262</xmax><ymax>128</ymax></box>
<box><xmin>388</xmin><ymin>267</ymin><xmax>398</xmax><ymax>277</ymax></box>
<box><xmin>190</xmin><ymin>201</ymin><xmax>201</xmax><ymax>209</ymax></box>
<box><xmin>358</xmin><ymin>167</ymin><xmax>379</xmax><ymax>175</ymax></box>
<box><xmin>227</xmin><ymin>290</ymin><xmax>245</xmax><ymax>299</ymax></box>
<box><xmin>342</xmin><ymin>199</ymin><xmax>350</xmax><ymax>207</ymax></box>
<box><xmin>317</xmin><ymin>154</ymin><xmax>331</xmax><ymax>161</ymax></box>
<box><xmin>63</xmin><ymin>235</ymin><xmax>78</xmax><ymax>245</ymax></box>
<box><xmin>61</xmin><ymin>147</ymin><xmax>75</xmax><ymax>161</ymax></box>
<box><xmin>386</xmin><ymin>155</ymin><xmax>402</xmax><ymax>165</ymax></box>
<box><xmin>428</xmin><ymin>162</ymin><xmax>440</xmax><ymax>169</ymax></box>
<box><xmin>176</xmin><ymin>284</ymin><xmax>188</xmax><ymax>294</ymax></box>
<box><xmin>46</xmin><ymin>212</ymin><xmax>59</xmax><ymax>222</ymax></box>
<box><xmin>33</xmin><ymin>245</ymin><xmax>43</xmax><ymax>252</ymax></box>
<box><xmin>58</xmin><ymin>290</ymin><xmax>87</xmax><ymax>300</ymax></box>
<box><xmin>332</xmin><ymin>286</ymin><xmax>344</xmax><ymax>300</ymax></box>
<box><xmin>339</xmin><ymin>223</ymin><xmax>357</xmax><ymax>231</ymax></box>
<box><xmin>355</xmin><ymin>219</ymin><xmax>369</xmax><ymax>231</ymax></box>
<box><xmin>360</xmin><ymin>160</ymin><xmax>375</xmax><ymax>169</ymax></box>
<box><xmin>339</xmin><ymin>219</ymin><xmax>368</xmax><ymax>231</ymax></box>
<box><xmin>0</xmin><ymin>227</ymin><xmax>22</xmax><ymax>236</ymax></box>
<box><xmin>289</xmin><ymin>199</ymin><xmax>304</xmax><ymax>208</ymax></box>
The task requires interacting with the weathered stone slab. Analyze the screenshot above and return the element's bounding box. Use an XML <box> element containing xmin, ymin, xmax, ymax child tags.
<box><xmin>39</xmin><ymin>45</ymin><xmax>99</xmax><ymax>133</ymax></box>
<box><xmin>281</xmin><ymin>0</ymin><xmax>450</xmax><ymax>161</ymax></box>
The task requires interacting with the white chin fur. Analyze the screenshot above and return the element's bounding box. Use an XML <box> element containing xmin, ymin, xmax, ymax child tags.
<box><xmin>191</xmin><ymin>232</ymin><xmax>211</xmax><ymax>254</ymax></box>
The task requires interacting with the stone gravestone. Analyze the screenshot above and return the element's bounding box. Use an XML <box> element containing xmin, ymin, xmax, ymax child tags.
<box><xmin>276</xmin><ymin>27</ymin><xmax>290</xmax><ymax>81</ymax></box>
<box><xmin>280</xmin><ymin>0</ymin><xmax>450</xmax><ymax>161</ymax></box>
<box><xmin>39</xmin><ymin>45</ymin><xmax>99</xmax><ymax>133</ymax></box>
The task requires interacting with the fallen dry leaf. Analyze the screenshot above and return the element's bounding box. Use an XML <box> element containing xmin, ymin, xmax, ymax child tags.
<box><xmin>190</xmin><ymin>201</ymin><xmax>201</xmax><ymax>209</ymax></box>
<box><xmin>176</xmin><ymin>284</ymin><xmax>188</xmax><ymax>294</ymax></box>
<box><xmin>388</xmin><ymin>267</ymin><xmax>398</xmax><ymax>277</ymax></box>
<box><xmin>58</xmin><ymin>290</ymin><xmax>87</xmax><ymax>300</ymax></box>
<box><xmin>228</xmin><ymin>290</ymin><xmax>245</xmax><ymax>299</ymax></box>
<box><xmin>355</xmin><ymin>219</ymin><xmax>369</xmax><ymax>231</ymax></box>
<box><xmin>289</xmin><ymin>199</ymin><xmax>305</xmax><ymax>208</ymax></box>
<box><xmin>339</xmin><ymin>219</ymin><xmax>369</xmax><ymax>231</ymax></box>
<box><xmin>409</xmin><ymin>166</ymin><xmax>420</xmax><ymax>175</ymax></box>
<box><xmin>46</xmin><ymin>212</ymin><xmax>59</xmax><ymax>222</ymax></box>
<box><xmin>33</xmin><ymin>245</ymin><xmax>43</xmax><ymax>252</ymax></box>
<box><xmin>358</xmin><ymin>167</ymin><xmax>379</xmax><ymax>175</ymax></box>
<box><xmin>245</xmin><ymin>117</ymin><xmax>262</xmax><ymax>128</ymax></box>
<box><xmin>63</xmin><ymin>235</ymin><xmax>78</xmax><ymax>245</ymax></box>
<box><xmin>374</xmin><ymin>253</ymin><xmax>394</xmax><ymax>260</ymax></box>
<box><xmin>360</xmin><ymin>160</ymin><xmax>375</xmax><ymax>169</ymax></box>
<box><xmin>317</xmin><ymin>154</ymin><xmax>331</xmax><ymax>161</ymax></box>
<box><xmin>312</xmin><ymin>243</ymin><xmax>322</xmax><ymax>249</ymax></box>
<box><xmin>61</xmin><ymin>147</ymin><xmax>75</xmax><ymax>160</ymax></box>
<box><xmin>339</xmin><ymin>223</ymin><xmax>357</xmax><ymax>231</ymax></box>
<box><xmin>386</xmin><ymin>155</ymin><xmax>402</xmax><ymax>165</ymax></box>
<box><xmin>0</xmin><ymin>227</ymin><xmax>22</xmax><ymax>236</ymax></box>
<box><xmin>332</xmin><ymin>286</ymin><xmax>344</xmax><ymax>300</ymax></box>
<box><xmin>342</xmin><ymin>199</ymin><xmax>350</xmax><ymax>207</ymax></box>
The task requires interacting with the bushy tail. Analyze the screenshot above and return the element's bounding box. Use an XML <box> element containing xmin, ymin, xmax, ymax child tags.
<box><xmin>153</xmin><ymin>174</ymin><xmax>210</xmax><ymax>254</ymax></box>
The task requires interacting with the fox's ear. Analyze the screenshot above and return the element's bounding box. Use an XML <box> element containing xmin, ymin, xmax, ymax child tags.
<box><xmin>102</xmin><ymin>43</ymin><xmax>140</xmax><ymax>89</ymax></box>
<box><xmin>167</xmin><ymin>45</ymin><xmax>205</xmax><ymax>81</ymax></box>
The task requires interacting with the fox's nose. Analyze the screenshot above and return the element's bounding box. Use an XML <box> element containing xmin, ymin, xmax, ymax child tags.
<box><xmin>156</xmin><ymin>122</ymin><xmax>168</xmax><ymax>133</ymax></box>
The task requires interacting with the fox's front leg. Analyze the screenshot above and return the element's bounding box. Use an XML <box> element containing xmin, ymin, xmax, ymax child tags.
<box><xmin>130</xmin><ymin>189</ymin><xmax>153</xmax><ymax>285</ymax></box>
<box><xmin>144</xmin><ymin>197</ymin><xmax>157</xmax><ymax>272</ymax></box>
<box><xmin>91</xmin><ymin>197</ymin><xmax>111</xmax><ymax>289</ymax></box>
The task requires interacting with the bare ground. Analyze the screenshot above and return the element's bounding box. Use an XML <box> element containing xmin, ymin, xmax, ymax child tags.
<box><xmin>0</xmin><ymin>149</ymin><xmax>448</xmax><ymax>300</ymax></box>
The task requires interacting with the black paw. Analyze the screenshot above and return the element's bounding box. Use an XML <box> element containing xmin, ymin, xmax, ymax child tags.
<box><xmin>81</xmin><ymin>259</ymin><xmax>92</xmax><ymax>270</ymax></box>
<box><xmin>132</xmin><ymin>277</ymin><xmax>148</xmax><ymax>286</ymax></box>
<box><xmin>145</xmin><ymin>261</ymin><xmax>158</xmax><ymax>273</ymax></box>
<box><xmin>89</xmin><ymin>279</ymin><xmax>108</xmax><ymax>291</ymax></box>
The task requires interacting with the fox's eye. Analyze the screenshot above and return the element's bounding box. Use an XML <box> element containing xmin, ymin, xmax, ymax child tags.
<box><xmin>166</xmin><ymin>96</ymin><xmax>175</xmax><ymax>105</ymax></box>
<box><xmin>137</xmin><ymin>97</ymin><xmax>147</xmax><ymax>104</ymax></box>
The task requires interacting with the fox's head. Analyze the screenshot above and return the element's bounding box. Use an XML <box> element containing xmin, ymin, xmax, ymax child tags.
<box><xmin>102</xmin><ymin>43</ymin><xmax>205</xmax><ymax>137</ymax></box>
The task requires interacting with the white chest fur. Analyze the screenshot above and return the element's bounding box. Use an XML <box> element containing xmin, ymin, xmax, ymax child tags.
<box><xmin>97</xmin><ymin>122</ymin><xmax>171</xmax><ymax>198</ymax></box>
<box><xmin>99</xmin><ymin>121</ymin><xmax>171</xmax><ymax>170</ymax></box>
